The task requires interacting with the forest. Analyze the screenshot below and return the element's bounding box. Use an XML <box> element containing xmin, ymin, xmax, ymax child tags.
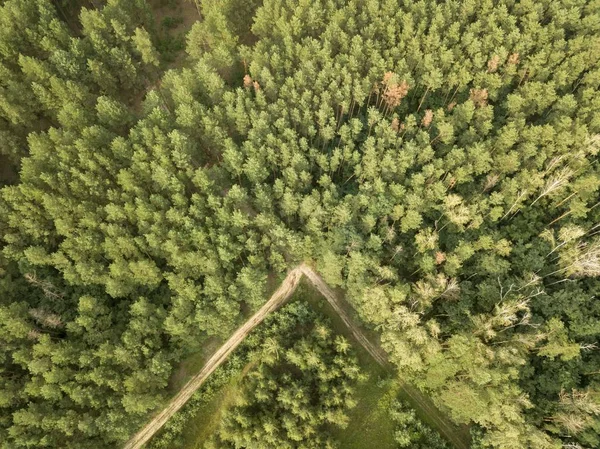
<box><xmin>0</xmin><ymin>0</ymin><xmax>599</xmax><ymax>448</ymax></box>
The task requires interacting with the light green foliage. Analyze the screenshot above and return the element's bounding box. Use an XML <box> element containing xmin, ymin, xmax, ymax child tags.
<box><xmin>133</xmin><ymin>27</ymin><xmax>160</xmax><ymax>67</ymax></box>
<box><xmin>538</xmin><ymin>318</ymin><xmax>582</xmax><ymax>362</ymax></box>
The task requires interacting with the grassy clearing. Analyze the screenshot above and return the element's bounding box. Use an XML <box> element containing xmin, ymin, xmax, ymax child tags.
<box><xmin>331</xmin><ymin>366</ymin><xmax>399</xmax><ymax>449</ymax></box>
<box><xmin>297</xmin><ymin>282</ymin><xmax>398</xmax><ymax>448</ymax></box>
<box><xmin>167</xmin><ymin>337</ymin><xmax>221</xmax><ymax>394</ymax></box>
<box><xmin>172</xmin><ymin>360</ymin><xmax>254</xmax><ymax>449</ymax></box>
<box><xmin>172</xmin><ymin>286</ymin><xmax>399</xmax><ymax>449</ymax></box>
<box><xmin>166</xmin><ymin>280</ymin><xmax>467</xmax><ymax>449</ymax></box>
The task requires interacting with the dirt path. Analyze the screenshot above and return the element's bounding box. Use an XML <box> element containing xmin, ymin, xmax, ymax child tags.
<box><xmin>300</xmin><ymin>265</ymin><xmax>470</xmax><ymax>449</ymax></box>
<box><xmin>298</xmin><ymin>265</ymin><xmax>388</xmax><ymax>367</ymax></box>
<box><xmin>123</xmin><ymin>267</ymin><xmax>303</xmax><ymax>449</ymax></box>
<box><xmin>124</xmin><ymin>264</ymin><xmax>469</xmax><ymax>449</ymax></box>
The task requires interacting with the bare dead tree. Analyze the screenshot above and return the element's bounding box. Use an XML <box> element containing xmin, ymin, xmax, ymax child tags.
<box><xmin>28</xmin><ymin>308</ymin><xmax>64</xmax><ymax>329</ymax></box>
<box><xmin>24</xmin><ymin>273</ymin><xmax>64</xmax><ymax>300</ymax></box>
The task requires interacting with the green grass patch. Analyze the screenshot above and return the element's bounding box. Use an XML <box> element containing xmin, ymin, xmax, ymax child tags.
<box><xmin>293</xmin><ymin>283</ymin><xmax>399</xmax><ymax>448</ymax></box>
<box><xmin>331</xmin><ymin>370</ymin><xmax>399</xmax><ymax>449</ymax></box>
<box><xmin>173</xmin><ymin>362</ymin><xmax>251</xmax><ymax>449</ymax></box>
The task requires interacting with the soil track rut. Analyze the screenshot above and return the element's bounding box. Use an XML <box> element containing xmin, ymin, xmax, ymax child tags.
<box><xmin>123</xmin><ymin>264</ymin><xmax>469</xmax><ymax>449</ymax></box>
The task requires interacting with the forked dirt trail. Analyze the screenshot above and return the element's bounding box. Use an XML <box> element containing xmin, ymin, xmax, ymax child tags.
<box><xmin>123</xmin><ymin>267</ymin><xmax>303</xmax><ymax>449</ymax></box>
<box><xmin>124</xmin><ymin>264</ymin><xmax>469</xmax><ymax>449</ymax></box>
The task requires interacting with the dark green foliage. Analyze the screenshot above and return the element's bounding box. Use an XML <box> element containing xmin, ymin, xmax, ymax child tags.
<box><xmin>0</xmin><ymin>0</ymin><xmax>160</xmax><ymax>185</ymax></box>
<box><xmin>206</xmin><ymin>303</ymin><xmax>363</xmax><ymax>449</ymax></box>
<box><xmin>161</xmin><ymin>16</ymin><xmax>183</xmax><ymax>29</ymax></box>
<box><xmin>390</xmin><ymin>399</ymin><xmax>450</xmax><ymax>449</ymax></box>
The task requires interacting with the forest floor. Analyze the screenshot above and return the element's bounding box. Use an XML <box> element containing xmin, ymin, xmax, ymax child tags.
<box><xmin>124</xmin><ymin>264</ymin><xmax>470</xmax><ymax>449</ymax></box>
<box><xmin>0</xmin><ymin>155</ymin><xmax>18</xmax><ymax>185</ymax></box>
<box><xmin>129</xmin><ymin>0</ymin><xmax>201</xmax><ymax>112</ymax></box>
<box><xmin>149</xmin><ymin>0</ymin><xmax>201</xmax><ymax>70</ymax></box>
<box><xmin>149</xmin><ymin>0</ymin><xmax>200</xmax><ymax>33</ymax></box>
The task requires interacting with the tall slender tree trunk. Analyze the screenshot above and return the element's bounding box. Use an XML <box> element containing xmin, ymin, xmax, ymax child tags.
<box><xmin>192</xmin><ymin>0</ymin><xmax>202</xmax><ymax>17</ymax></box>
<box><xmin>52</xmin><ymin>1</ymin><xmax>80</xmax><ymax>35</ymax></box>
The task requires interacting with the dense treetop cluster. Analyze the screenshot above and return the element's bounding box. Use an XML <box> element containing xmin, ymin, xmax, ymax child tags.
<box><xmin>1</xmin><ymin>0</ymin><xmax>599</xmax><ymax>448</ymax></box>
<box><xmin>205</xmin><ymin>302</ymin><xmax>364</xmax><ymax>449</ymax></box>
